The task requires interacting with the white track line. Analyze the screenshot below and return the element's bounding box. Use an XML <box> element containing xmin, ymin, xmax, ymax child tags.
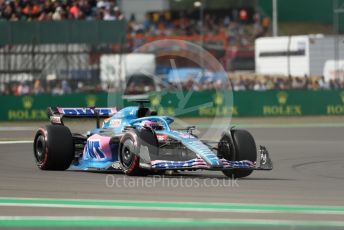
<box><xmin>0</xmin><ymin>141</ymin><xmax>33</xmax><ymax>144</ymax></box>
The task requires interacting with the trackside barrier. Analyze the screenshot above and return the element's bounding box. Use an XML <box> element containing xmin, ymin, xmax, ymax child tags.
<box><xmin>0</xmin><ymin>90</ymin><xmax>344</xmax><ymax>121</ymax></box>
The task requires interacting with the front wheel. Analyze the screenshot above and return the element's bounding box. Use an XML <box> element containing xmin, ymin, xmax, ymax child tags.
<box><xmin>119</xmin><ymin>128</ymin><xmax>157</xmax><ymax>176</ymax></box>
<box><xmin>119</xmin><ymin>134</ymin><xmax>142</xmax><ymax>175</ymax></box>
<box><xmin>221</xmin><ymin>129</ymin><xmax>257</xmax><ymax>178</ymax></box>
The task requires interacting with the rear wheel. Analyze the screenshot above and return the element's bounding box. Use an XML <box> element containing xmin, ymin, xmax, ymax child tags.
<box><xmin>33</xmin><ymin>125</ymin><xmax>74</xmax><ymax>170</ymax></box>
<box><xmin>221</xmin><ymin>129</ymin><xmax>257</xmax><ymax>178</ymax></box>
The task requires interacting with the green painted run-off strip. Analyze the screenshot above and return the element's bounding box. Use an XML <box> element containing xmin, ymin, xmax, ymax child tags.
<box><xmin>1</xmin><ymin>217</ymin><xmax>344</xmax><ymax>228</ymax></box>
<box><xmin>1</xmin><ymin>197</ymin><xmax>344</xmax><ymax>228</ymax></box>
<box><xmin>0</xmin><ymin>197</ymin><xmax>344</xmax><ymax>214</ymax></box>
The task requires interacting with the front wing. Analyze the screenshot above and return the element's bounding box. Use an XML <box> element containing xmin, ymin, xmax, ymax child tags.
<box><xmin>148</xmin><ymin>146</ymin><xmax>273</xmax><ymax>171</ymax></box>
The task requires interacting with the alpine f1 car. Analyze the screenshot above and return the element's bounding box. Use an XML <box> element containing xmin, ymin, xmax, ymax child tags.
<box><xmin>33</xmin><ymin>100</ymin><xmax>272</xmax><ymax>178</ymax></box>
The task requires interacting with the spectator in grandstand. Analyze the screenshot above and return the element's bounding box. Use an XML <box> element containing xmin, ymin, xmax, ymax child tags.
<box><xmin>33</xmin><ymin>79</ymin><xmax>44</xmax><ymax>94</ymax></box>
<box><xmin>0</xmin><ymin>1</ymin><xmax>15</xmax><ymax>20</ymax></box>
<box><xmin>52</xmin><ymin>82</ymin><xmax>63</xmax><ymax>95</ymax></box>
<box><xmin>52</xmin><ymin>6</ymin><xmax>64</xmax><ymax>20</ymax></box>
<box><xmin>253</xmin><ymin>80</ymin><xmax>266</xmax><ymax>91</ymax></box>
<box><xmin>261</xmin><ymin>16</ymin><xmax>270</xmax><ymax>34</ymax></box>
<box><xmin>232</xmin><ymin>77</ymin><xmax>246</xmax><ymax>91</ymax></box>
<box><xmin>16</xmin><ymin>81</ymin><xmax>30</xmax><ymax>95</ymax></box>
<box><xmin>329</xmin><ymin>78</ymin><xmax>343</xmax><ymax>90</ymax></box>
<box><xmin>0</xmin><ymin>83</ymin><xmax>6</xmax><ymax>95</ymax></box>
<box><xmin>61</xmin><ymin>80</ymin><xmax>71</xmax><ymax>94</ymax></box>
<box><xmin>69</xmin><ymin>2</ymin><xmax>81</xmax><ymax>19</ymax></box>
<box><xmin>317</xmin><ymin>76</ymin><xmax>329</xmax><ymax>90</ymax></box>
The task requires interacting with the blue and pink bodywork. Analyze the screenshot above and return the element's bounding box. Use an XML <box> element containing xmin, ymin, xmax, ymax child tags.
<box><xmin>58</xmin><ymin>106</ymin><xmax>259</xmax><ymax>172</ymax></box>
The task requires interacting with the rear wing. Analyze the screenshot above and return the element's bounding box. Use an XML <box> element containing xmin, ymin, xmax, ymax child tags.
<box><xmin>48</xmin><ymin>107</ymin><xmax>117</xmax><ymax>127</ymax></box>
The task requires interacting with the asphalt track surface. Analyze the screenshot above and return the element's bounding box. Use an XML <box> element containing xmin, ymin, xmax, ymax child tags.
<box><xmin>0</xmin><ymin>118</ymin><xmax>344</xmax><ymax>229</ymax></box>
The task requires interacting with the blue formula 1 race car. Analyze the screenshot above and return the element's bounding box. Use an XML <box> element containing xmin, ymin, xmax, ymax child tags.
<box><xmin>33</xmin><ymin>100</ymin><xmax>272</xmax><ymax>178</ymax></box>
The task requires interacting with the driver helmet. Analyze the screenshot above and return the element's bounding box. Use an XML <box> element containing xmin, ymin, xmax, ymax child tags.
<box><xmin>140</xmin><ymin>120</ymin><xmax>163</xmax><ymax>131</ymax></box>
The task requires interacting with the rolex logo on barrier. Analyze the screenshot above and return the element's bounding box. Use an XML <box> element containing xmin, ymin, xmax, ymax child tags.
<box><xmin>276</xmin><ymin>91</ymin><xmax>288</xmax><ymax>105</ymax></box>
<box><xmin>150</xmin><ymin>94</ymin><xmax>174</xmax><ymax>116</ymax></box>
<box><xmin>86</xmin><ymin>95</ymin><xmax>97</xmax><ymax>107</ymax></box>
<box><xmin>213</xmin><ymin>93</ymin><xmax>224</xmax><ymax>106</ymax></box>
<box><xmin>262</xmin><ymin>91</ymin><xmax>302</xmax><ymax>116</ymax></box>
<box><xmin>8</xmin><ymin>96</ymin><xmax>45</xmax><ymax>120</ymax></box>
<box><xmin>150</xmin><ymin>95</ymin><xmax>161</xmax><ymax>107</ymax></box>
<box><xmin>340</xmin><ymin>91</ymin><xmax>344</xmax><ymax>104</ymax></box>
<box><xmin>199</xmin><ymin>92</ymin><xmax>237</xmax><ymax>116</ymax></box>
<box><xmin>327</xmin><ymin>91</ymin><xmax>344</xmax><ymax>115</ymax></box>
<box><xmin>22</xmin><ymin>96</ymin><xmax>33</xmax><ymax>109</ymax></box>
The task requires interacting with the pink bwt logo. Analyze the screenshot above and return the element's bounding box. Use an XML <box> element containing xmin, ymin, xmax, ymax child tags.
<box><xmin>84</xmin><ymin>135</ymin><xmax>112</xmax><ymax>160</ymax></box>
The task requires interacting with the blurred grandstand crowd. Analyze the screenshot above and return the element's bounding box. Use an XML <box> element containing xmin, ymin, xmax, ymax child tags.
<box><xmin>1</xmin><ymin>1</ymin><xmax>343</xmax><ymax>96</ymax></box>
<box><xmin>0</xmin><ymin>0</ymin><xmax>268</xmax><ymax>45</ymax></box>
<box><xmin>124</xmin><ymin>75</ymin><xmax>344</xmax><ymax>95</ymax></box>
<box><xmin>127</xmin><ymin>9</ymin><xmax>269</xmax><ymax>46</ymax></box>
<box><xmin>2</xmin><ymin>75</ymin><xmax>344</xmax><ymax>96</ymax></box>
<box><xmin>0</xmin><ymin>0</ymin><xmax>123</xmax><ymax>21</ymax></box>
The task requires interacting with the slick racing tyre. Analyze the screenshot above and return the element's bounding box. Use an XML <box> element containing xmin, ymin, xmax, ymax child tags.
<box><xmin>119</xmin><ymin>128</ymin><xmax>158</xmax><ymax>176</ymax></box>
<box><xmin>33</xmin><ymin>125</ymin><xmax>74</xmax><ymax>170</ymax></box>
<box><xmin>221</xmin><ymin>129</ymin><xmax>257</xmax><ymax>178</ymax></box>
